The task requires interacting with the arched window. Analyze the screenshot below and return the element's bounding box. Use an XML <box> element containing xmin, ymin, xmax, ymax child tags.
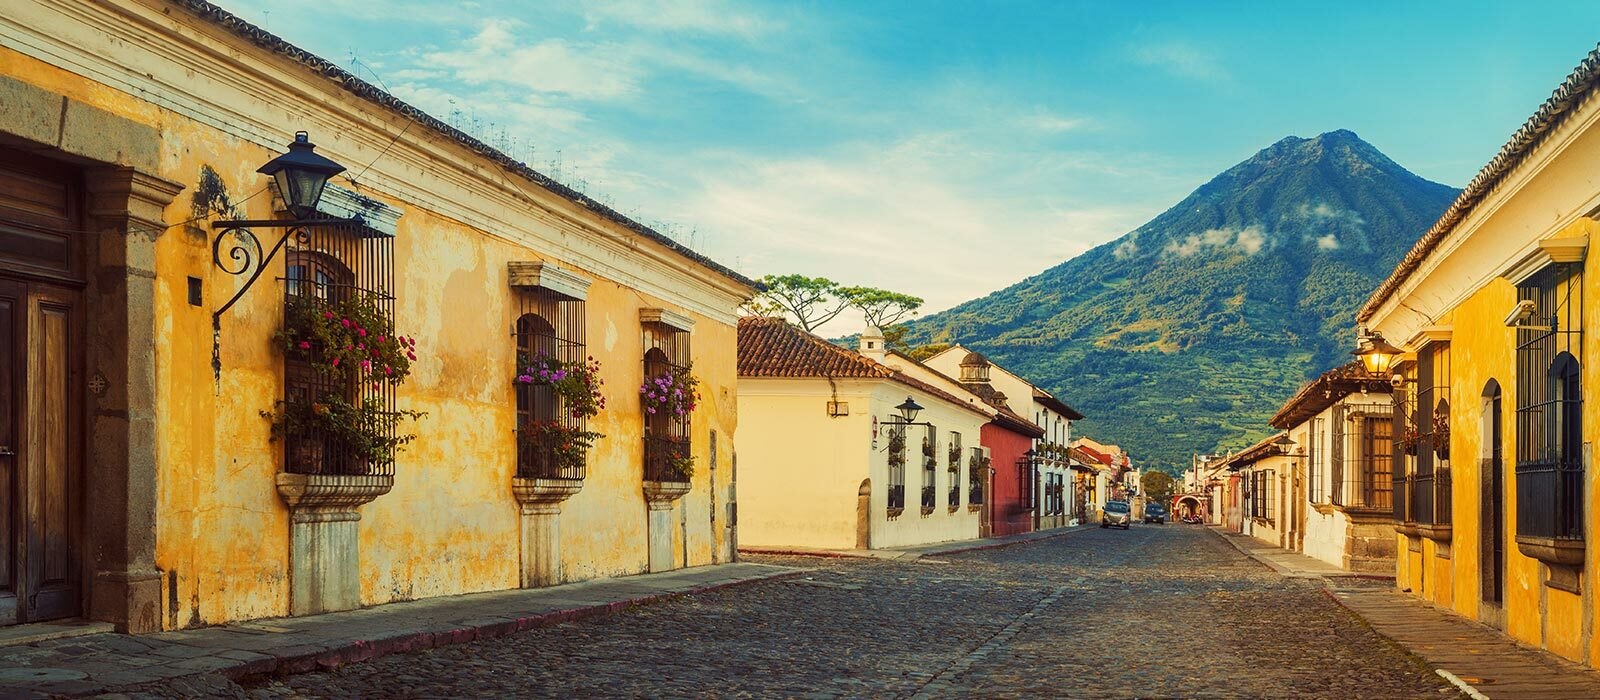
<box><xmin>512</xmin><ymin>284</ymin><xmax>587</xmax><ymax>481</ymax></box>
<box><xmin>641</xmin><ymin>316</ymin><xmax>691</xmax><ymax>483</ymax></box>
<box><xmin>276</xmin><ymin>219</ymin><xmax>398</xmax><ymax>477</ymax></box>
<box><xmin>1550</xmin><ymin>352</ymin><xmax>1581</xmax><ymax>465</ymax></box>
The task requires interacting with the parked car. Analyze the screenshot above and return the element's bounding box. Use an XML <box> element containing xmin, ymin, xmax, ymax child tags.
<box><xmin>1100</xmin><ymin>500</ymin><xmax>1132</xmax><ymax>529</ymax></box>
<box><xmin>1144</xmin><ymin>503</ymin><xmax>1166</xmax><ymax>524</ymax></box>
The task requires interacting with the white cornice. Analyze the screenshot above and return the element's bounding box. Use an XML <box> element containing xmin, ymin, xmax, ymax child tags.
<box><xmin>640</xmin><ymin>308</ymin><xmax>695</xmax><ymax>333</ymax></box>
<box><xmin>1</xmin><ymin>0</ymin><xmax>752</xmax><ymax>326</ymax></box>
<box><xmin>1500</xmin><ymin>234</ymin><xmax>1590</xmax><ymax>286</ymax></box>
<box><xmin>1404</xmin><ymin>326</ymin><xmax>1453</xmax><ymax>351</ymax></box>
<box><xmin>508</xmin><ymin>261</ymin><xmax>592</xmax><ymax>301</ymax></box>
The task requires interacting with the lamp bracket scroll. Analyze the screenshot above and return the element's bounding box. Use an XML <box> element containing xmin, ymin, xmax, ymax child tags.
<box><xmin>207</xmin><ymin>216</ymin><xmax>363</xmax><ymax>384</ymax></box>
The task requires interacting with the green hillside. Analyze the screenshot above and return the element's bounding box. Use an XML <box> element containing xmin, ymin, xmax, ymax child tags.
<box><xmin>904</xmin><ymin>130</ymin><xmax>1459</xmax><ymax>470</ymax></box>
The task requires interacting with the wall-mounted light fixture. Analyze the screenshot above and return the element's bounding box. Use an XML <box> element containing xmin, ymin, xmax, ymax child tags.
<box><xmin>209</xmin><ymin>131</ymin><xmax>363</xmax><ymax>380</ymax></box>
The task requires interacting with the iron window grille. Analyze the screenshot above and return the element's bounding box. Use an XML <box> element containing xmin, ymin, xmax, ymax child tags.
<box><xmin>1515</xmin><ymin>265</ymin><xmax>1584</xmax><ymax>541</ymax></box>
<box><xmin>280</xmin><ymin>222</ymin><xmax>398</xmax><ymax>476</ymax></box>
<box><xmin>887</xmin><ymin>423</ymin><xmax>907</xmax><ymax>511</ymax></box>
<box><xmin>921</xmin><ymin>428</ymin><xmax>938</xmax><ymax>509</ymax></box>
<box><xmin>1018</xmin><ymin>454</ymin><xmax>1035</xmax><ymax>514</ymax></box>
<box><xmin>642</xmin><ymin>320</ymin><xmax>692</xmax><ymax>483</ymax></box>
<box><xmin>1331</xmin><ymin>403</ymin><xmax>1394</xmax><ymax>511</ymax></box>
<box><xmin>968</xmin><ymin>447</ymin><xmax>985</xmax><ymax>505</ymax></box>
<box><xmin>1391</xmin><ymin>384</ymin><xmax>1411</xmax><ymax>523</ymax></box>
<box><xmin>514</xmin><ymin>287</ymin><xmax>587</xmax><ymax>481</ymax></box>
<box><xmin>1308</xmin><ymin>417</ymin><xmax>1325</xmax><ymax>504</ymax></box>
<box><xmin>948</xmin><ymin>432</ymin><xmax>962</xmax><ymax>507</ymax></box>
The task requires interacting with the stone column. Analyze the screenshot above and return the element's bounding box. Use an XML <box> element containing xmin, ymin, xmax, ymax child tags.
<box><xmin>644</xmin><ymin>481</ymin><xmax>691</xmax><ymax>572</ymax></box>
<box><xmin>83</xmin><ymin>167</ymin><xmax>184</xmax><ymax>633</ymax></box>
<box><xmin>512</xmin><ymin>478</ymin><xmax>583</xmax><ymax>588</ymax></box>
<box><xmin>276</xmin><ymin>474</ymin><xmax>393</xmax><ymax>615</ymax></box>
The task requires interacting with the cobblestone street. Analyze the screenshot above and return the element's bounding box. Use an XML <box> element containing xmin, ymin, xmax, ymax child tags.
<box><xmin>187</xmin><ymin>525</ymin><xmax>1455</xmax><ymax>699</ymax></box>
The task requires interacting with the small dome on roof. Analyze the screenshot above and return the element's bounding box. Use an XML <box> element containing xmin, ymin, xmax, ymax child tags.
<box><xmin>960</xmin><ymin>350</ymin><xmax>989</xmax><ymax>367</ymax></box>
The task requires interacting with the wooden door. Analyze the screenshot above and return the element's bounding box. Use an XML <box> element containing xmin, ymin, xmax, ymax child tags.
<box><xmin>0</xmin><ymin>278</ymin><xmax>81</xmax><ymax>625</ymax></box>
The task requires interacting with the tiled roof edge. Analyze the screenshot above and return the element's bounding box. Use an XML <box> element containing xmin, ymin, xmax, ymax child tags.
<box><xmin>1359</xmin><ymin>43</ymin><xmax>1600</xmax><ymax>321</ymax></box>
<box><xmin>170</xmin><ymin>0</ymin><xmax>758</xmax><ymax>291</ymax></box>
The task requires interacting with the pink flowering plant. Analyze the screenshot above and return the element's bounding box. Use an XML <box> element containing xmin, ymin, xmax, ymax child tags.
<box><xmin>639</xmin><ymin>363</ymin><xmax>700</xmax><ymax>421</ymax></box>
<box><xmin>278</xmin><ymin>293</ymin><xmax>416</xmax><ymax>386</ymax></box>
<box><xmin>515</xmin><ymin>354</ymin><xmax>606</xmax><ymax>419</ymax></box>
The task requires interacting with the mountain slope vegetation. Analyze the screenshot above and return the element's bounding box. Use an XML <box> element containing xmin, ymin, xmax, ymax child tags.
<box><xmin>904</xmin><ymin>130</ymin><xmax>1459</xmax><ymax>468</ymax></box>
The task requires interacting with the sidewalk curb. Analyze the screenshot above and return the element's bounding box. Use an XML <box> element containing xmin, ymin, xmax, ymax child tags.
<box><xmin>740</xmin><ymin>525</ymin><xmax>1095</xmax><ymax>562</ymax></box>
<box><xmin>1204</xmin><ymin>526</ymin><xmax>1395</xmax><ymax>582</ymax></box>
<box><xmin>167</xmin><ymin>568</ymin><xmax>808</xmax><ymax>690</ymax></box>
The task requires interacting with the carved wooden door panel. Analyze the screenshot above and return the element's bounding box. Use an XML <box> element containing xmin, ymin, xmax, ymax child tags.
<box><xmin>0</xmin><ymin>278</ymin><xmax>81</xmax><ymax>626</ymax></box>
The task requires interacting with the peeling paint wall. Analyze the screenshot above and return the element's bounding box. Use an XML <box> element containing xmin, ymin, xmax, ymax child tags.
<box><xmin>0</xmin><ymin>1</ymin><xmax>749</xmax><ymax>629</ymax></box>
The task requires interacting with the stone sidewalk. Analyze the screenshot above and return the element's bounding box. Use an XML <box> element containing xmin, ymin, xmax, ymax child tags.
<box><xmin>1211</xmin><ymin>525</ymin><xmax>1600</xmax><ymax>699</ymax></box>
<box><xmin>738</xmin><ymin>523</ymin><xmax>1094</xmax><ymax>561</ymax></box>
<box><xmin>0</xmin><ymin>562</ymin><xmax>801</xmax><ymax>698</ymax></box>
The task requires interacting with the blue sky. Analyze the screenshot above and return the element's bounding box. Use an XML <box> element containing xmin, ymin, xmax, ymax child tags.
<box><xmin>222</xmin><ymin>0</ymin><xmax>1600</xmax><ymax>332</ymax></box>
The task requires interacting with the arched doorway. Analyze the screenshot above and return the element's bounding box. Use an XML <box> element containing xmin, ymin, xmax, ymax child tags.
<box><xmin>1480</xmin><ymin>379</ymin><xmax>1504</xmax><ymax>614</ymax></box>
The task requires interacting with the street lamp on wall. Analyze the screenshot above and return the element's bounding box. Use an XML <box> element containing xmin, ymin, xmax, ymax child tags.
<box><xmin>893</xmin><ymin>396</ymin><xmax>925</xmax><ymax>425</ymax></box>
<box><xmin>256</xmin><ymin>131</ymin><xmax>347</xmax><ymax>218</ymax></box>
<box><xmin>209</xmin><ymin>131</ymin><xmax>363</xmax><ymax>380</ymax></box>
<box><xmin>1352</xmin><ymin>329</ymin><xmax>1402</xmax><ymax>378</ymax></box>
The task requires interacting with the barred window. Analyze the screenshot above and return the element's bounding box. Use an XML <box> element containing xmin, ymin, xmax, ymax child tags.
<box><xmin>1308</xmin><ymin>417</ymin><xmax>1324</xmax><ymax>503</ymax></box>
<box><xmin>948</xmin><ymin>432</ymin><xmax>962</xmax><ymax>507</ymax></box>
<box><xmin>280</xmin><ymin>222</ymin><xmax>397</xmax><ymax>476</ymax></box>
<box><xmin>514</xmin><ymin>285</ymin><xmax>586</xmax><ymax>481</ymax></box>
<box><xmin>1515</xmin><ymin>265</ymin><xmax>1584</xmax><ymax>541</ymax></box>
<box><xmin>887</xmin><ymin>423</ymin><xmax>906</xmax><ymax>511</ymax></box>
<box><xmin>921</xmin><ymin>427</ymin><xmax>938</xmax><ymax>509</ymax></box>
<box><xmin>643</xmin><ymin>319</ymin><xmax>691</xmax><ymax>483</ymax></box>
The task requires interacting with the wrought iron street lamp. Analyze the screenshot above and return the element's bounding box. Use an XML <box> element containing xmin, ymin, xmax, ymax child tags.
<box><xmin>894</xmin><ymin>397</ymin><xmax>924</xmax><ymax>424</ymax></box>
<box><xmin>256</xmin><ymin>131</ymin><xmax>346</xmax><ymax>218</ymax></box>
<box><xmin>209</xmin><ymin>131</ymin><xmax>362</xmax><ymax>379</ymax></box>
<box><xmin>1352</xmin><ymin>330</ymin><xmax>1402</xmax><ymax>378</ymax></box>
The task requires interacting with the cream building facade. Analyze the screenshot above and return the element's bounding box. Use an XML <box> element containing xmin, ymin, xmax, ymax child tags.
<box><xmin>735</xmin><ymin>318</ymin><xmax>989</xmax><ymax>550</ymax></box>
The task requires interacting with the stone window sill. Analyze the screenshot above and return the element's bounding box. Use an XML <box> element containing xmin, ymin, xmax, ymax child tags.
<box><xmin>1417</xmin><ymin>522</ymin><xmax>1452</xmax><ymax>541</ymax></box>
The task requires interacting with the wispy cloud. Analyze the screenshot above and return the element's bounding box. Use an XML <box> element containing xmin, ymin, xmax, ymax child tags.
<box><xmin>580</xmin><ymin>0</ymin><xmax>782</xmax><ymax>39</ymax></box>
<box><xmin>422</xmin><ymin>20</ymin><xmax>642</xmax><ymax>100</ymax></box>
<box><xmin>1130</xmin><ymin>40</ymin><xmax>1228</xmax><ymax>81</ymax></box>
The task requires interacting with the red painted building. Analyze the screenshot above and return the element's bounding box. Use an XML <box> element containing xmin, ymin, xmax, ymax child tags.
<box><xmin>981</xmin><ymin>416</ymin><xmax>1044</xmax><ymax>536</ymax></box>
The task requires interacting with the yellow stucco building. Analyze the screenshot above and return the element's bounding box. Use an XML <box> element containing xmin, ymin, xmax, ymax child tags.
<box><xmin>1362</xmin><ymin>45</ymin><xmax>1600</xmax><ymax>664</ymax></box>
<box><xmin>0</xmin><ymin>0</ymin><xmax>753</xmax><ymax>632</ymax></box>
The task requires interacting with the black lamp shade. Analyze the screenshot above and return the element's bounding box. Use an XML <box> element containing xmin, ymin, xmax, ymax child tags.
<box><xmin>258</xmin><ymin>131</ymin><xmax>346</xmax><ymax>218</ymax></box>
<box><xmin>894</xmin><ymin>396</ymin><xmax>924</xmax><ymax>424</ymax></box>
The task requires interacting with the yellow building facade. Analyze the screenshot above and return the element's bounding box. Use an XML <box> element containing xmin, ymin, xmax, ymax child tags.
<box><xmin>1362</xmin><ymin>47</ymin><xmax>1600</xmax><ymax>665</ymax></box>
<box><xmin>0</xmin><ymin>0</ymin><xmax>753</xmax><ymax>632</ymax></box>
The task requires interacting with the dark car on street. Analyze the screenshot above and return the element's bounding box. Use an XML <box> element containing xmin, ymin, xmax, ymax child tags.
<box><xmin>1144</xmin><ymin>502</ymin><xmax>1166</xmax><ymax>524</ymax></box>
<box><xmin>1100</xmin><ymin>500</ymin><xmax>1132</xmax><ymax>529</ymax></box>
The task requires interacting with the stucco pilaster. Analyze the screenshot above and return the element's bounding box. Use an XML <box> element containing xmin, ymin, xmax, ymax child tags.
<box><xmin>81</xmin><ymin>166</ymin><xmax>185</xmax><ymax>633</ymax></box>
<box><xmin>277</xmin><ymin>474</ymin><xmax>393</xmax><ymax>615</ymax></box>
<box><xmin>644</xmin><ymin>481</ymin><xmax>691</xmax><ymax>572</ymax></box>
<box><xmin>512</xmin><ymin>478</ymin><xmax>583</xmax><ymax>588</ymax></box>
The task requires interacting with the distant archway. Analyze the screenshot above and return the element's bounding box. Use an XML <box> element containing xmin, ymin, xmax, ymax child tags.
<box><xmin>1176</xmin><ymin>495</ymin><xmax>1203</xmax><ymax>519</ymax></box>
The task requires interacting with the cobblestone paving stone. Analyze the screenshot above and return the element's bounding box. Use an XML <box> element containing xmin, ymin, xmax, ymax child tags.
<box><xmin>117</xmin><ymin>526</ymin><xmax>1459</xmax><ymax>699</ymax></box>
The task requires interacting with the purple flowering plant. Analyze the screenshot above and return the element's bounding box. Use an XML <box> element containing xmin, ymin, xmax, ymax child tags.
<box><xmin>515</xmin><ymin>353</ymin><xmax>606</xmax><ymax>420</ymax></box>
<box><xmin>639</xmin><ymin>363</ymin><xmax>699</xmax><ymax>420</ymax></box>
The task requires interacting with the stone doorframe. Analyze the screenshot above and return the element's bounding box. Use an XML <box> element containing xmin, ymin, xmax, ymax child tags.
<box><xmin>2</xmin><ymin>74</ymin><xmax>184</xmax><ymax>632</ymax></box>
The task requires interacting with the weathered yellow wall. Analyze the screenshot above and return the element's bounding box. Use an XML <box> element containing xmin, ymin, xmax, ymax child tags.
<box><xmin>735</xmin><ymin>379</ymin><xmax>875</xmax><ymax>550</ymax></box>
<box><xmin>1392</xmin><ymin>217</ymin><xmax>1599</xmax><ymax>660</ymax></box>
<box><xmin>0</xmin><ymin>8</ymin><xmax>747</xmax><ymax>629</ymax></box>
